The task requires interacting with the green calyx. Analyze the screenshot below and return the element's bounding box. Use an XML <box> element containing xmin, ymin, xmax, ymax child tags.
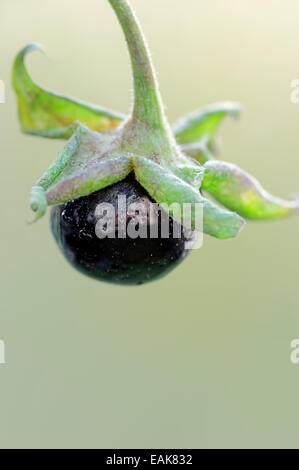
<box><xmin>12</xmin><ymin>0</ymin><xmax>298</xmax><ymax>236</ymax></box>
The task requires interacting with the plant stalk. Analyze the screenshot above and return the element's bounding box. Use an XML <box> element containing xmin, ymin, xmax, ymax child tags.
<box><xmin>108</xmin><ymin>0</ymin><xmax>168</xmax><ymax>132</ymax></box>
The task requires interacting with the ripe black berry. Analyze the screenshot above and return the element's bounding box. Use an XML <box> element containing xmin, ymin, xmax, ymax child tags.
<box><xmin>50</xmin><ymin>175</ymin><xmax>196</xmax><ymax>285</ymax></box>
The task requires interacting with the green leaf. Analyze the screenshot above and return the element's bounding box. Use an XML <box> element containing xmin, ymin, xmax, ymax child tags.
<box><xmin>173</xmin><ymin>102</ymin><xmax>241</xmax><ymax>144</ymax></box>
<box><xmin>12</xmin><ymin>44</ymin><xmax>125</xmax><ymax>139</ymax></box>
<box><xmin>202</xmin><ymin>160</ymin><xmax>299</xmax><ymax>219</ymax></box>
<box><xmin>131</xmin><ymin>155</ymin><xmax>244</xmax><ymax>239</ymax></box>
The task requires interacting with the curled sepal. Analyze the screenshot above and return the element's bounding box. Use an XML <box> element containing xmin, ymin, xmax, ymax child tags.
<box><xmin>173</xmin><ymin>102</ymin><xmax>241</xmax><ymax>145</ymax></box>
<box><xmin>29</xmin><ymin>186</ymin><xmax>47</xmax><ymax>222</ymax></box>
<box><xmin>202</xmin><ymin>160</ymin><xmax>299</xmax><ymax>219</ymax></box>
<box><xmin>131</xmin><ymin>156</ymin><xmax>244</xmax><ymax>239</ymax></box>
<box><xmin>12</xmin><ymin>44</ymin><xmax>125</xmax><ymax>139</ymax></box>
<box><xmin>29</xmin><ymin>123</ymin><xmax>132</xmax><ymax>218</ymax></box>
<box><xmin>180</xmin><ymin>136</ymin><xmax>214</xmax><ymax>165</ymax></box>
<box><xmin>46</xmin><ymin>156</ymin><xmax>132</xmax><ymax>205</ymax></box>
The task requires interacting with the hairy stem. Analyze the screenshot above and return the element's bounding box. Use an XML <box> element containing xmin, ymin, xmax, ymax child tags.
<box><xmin>108</xmin><ymin>0</ymin><xmax>167</xmax><ymax>131</ymax></box>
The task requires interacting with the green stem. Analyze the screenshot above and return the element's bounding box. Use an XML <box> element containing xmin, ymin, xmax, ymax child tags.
<box><xmin>108</xmin><ymin>0</ymin><xmax>167</xmax><ymax>131</ymax></box>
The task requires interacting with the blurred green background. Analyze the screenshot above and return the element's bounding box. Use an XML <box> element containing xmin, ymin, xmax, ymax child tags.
<box><xmin>1</xmin><ymin>0</ymin><xmax>299</xmax><ymax>449</ymax></box>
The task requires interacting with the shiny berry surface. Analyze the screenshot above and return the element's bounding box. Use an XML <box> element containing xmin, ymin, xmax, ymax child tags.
<box><xmin>50</xmin><ymin>175</ymin><xmax>196</xmax><ymax>285</ymax></box>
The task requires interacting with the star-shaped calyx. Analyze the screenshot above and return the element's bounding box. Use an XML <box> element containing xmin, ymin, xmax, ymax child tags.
<box><xmin>12</xmin><ymin>0</ymin><xmax>299</xmax><ymax>241</ymax></box>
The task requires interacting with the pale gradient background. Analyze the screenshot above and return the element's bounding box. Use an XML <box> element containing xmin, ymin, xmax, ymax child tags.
<box><xmin>1</xmin><ymin>0</ymin><xmax>299</xmax><ymax>449</ymax></box>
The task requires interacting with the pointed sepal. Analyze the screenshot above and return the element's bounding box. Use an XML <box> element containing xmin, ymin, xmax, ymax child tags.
<box><xmin>30</xmin><ymin>124</ymin><xmax>132</xmax><ymax>218</ymax></box>
<box><xmin>179</xmin><ymin>136</ymin><xmax>214</xmax><ymax>165</ymax></box>
<box><xmin>202</xmin><ymin>160</ymin><xmax>299</xmax><ymax>219</ymax></box>
<box><xmin>131</xmin><ymin>156</ymin><xmax>244</xmax><ymax>239</ymax></box>
<box><xmin>46</xmin><ymin>155</ymin><xmax>132</xmax><ymax>206</ymax></box>
<box><xmin>173</xmin><ymin>102</ymin><xmax>241</xmax><ymax>145</ymax></box>
<box><xmin>12</xmin><ymin>44</ymin><xmax>124</xmax><ymax>139</ymax></box>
